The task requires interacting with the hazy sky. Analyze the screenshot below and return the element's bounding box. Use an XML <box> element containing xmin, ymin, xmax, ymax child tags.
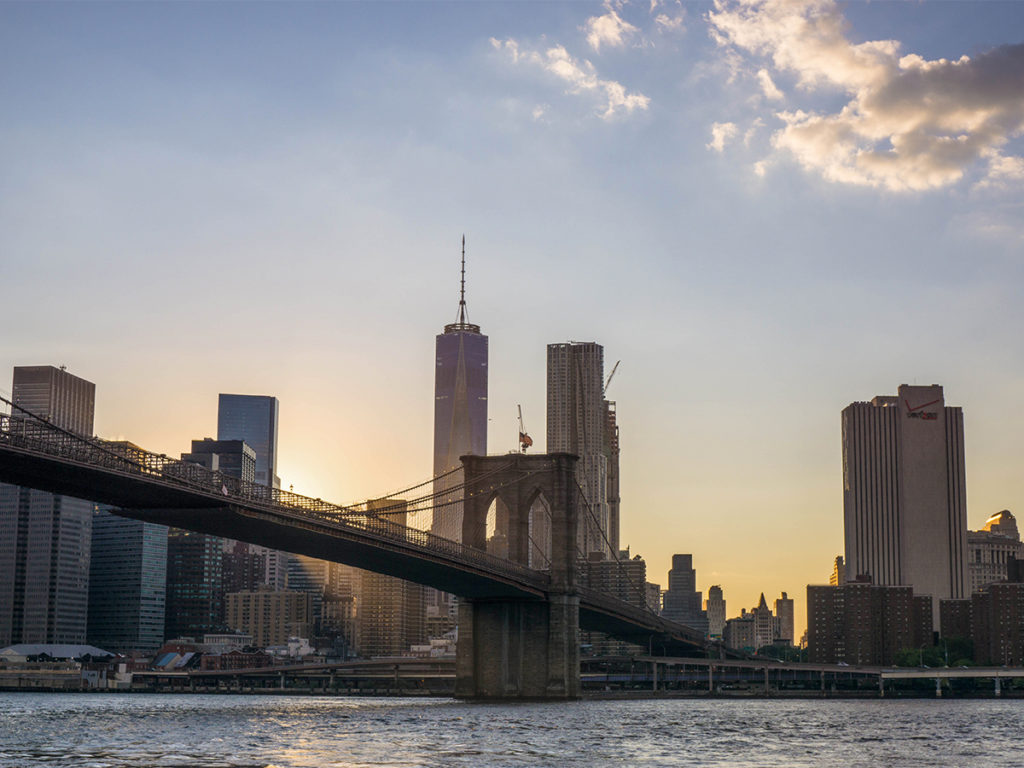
<box><xmin>2</xmin><ymin>1</ymin><xmax>1023</xmax><ymax>637</ymax></box>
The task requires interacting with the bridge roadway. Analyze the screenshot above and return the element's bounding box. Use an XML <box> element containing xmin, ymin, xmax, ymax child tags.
<box><xmin>0</xmin><ymin>413</ymin><xmax>706</xmax><ymax>653</ymax></box>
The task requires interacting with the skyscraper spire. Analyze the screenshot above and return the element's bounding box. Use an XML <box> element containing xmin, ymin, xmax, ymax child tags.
<box><xmin>457</xmin><ymin>234</ymin><xmax>468</xmax><ymax>325</ymax></box>
<box><xmin>444</xmin><ymin>234</ymin><xmax>480</xmax><ymax>334</ymax></box>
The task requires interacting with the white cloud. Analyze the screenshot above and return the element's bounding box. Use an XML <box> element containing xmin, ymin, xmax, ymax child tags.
<box><xmin>654</xmin><ymin>13</ymin><xmax>686</xmax><ymax>34</ymax></box>
<box><xmin>975</xmin><ymin>154</ymin><xmax>1024</xmax><ymax>191</ymax></box>
<box><xmin>756</xmin><ymin>68</ymin><xmax>782</xmax><ymax>100</ymax></box>
<box><xmin>584</xmin><ymin>3</ymin><xmax>639</xmax><ymax>52</ymax></box>
<box><xmin>744</xmin><ymin>117</ymin><xmax>765</xmax><ymax>146</ymax></box>
<box><xmin>707</xmin><ymin>122</ymin><xmax>738</xmax><ymax>152</ymax></box>
<box><xmin>707</xmin><ymin>0</ymin><xmax>1024</xmax><ymax>191</ymax></box>
<box><xmin>491</xmin><ymin>38</ymin><xmax>650</xmax><ymax>120</ymax></box>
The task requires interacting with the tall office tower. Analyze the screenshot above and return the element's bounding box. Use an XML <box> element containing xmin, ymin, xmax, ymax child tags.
<box><xmin>0</xmin><ymin>366</ymin><xmax>96</xmax><ymax>646</ymax></box>
<box><xmin>842</xmin><ymin>384</ymin><xmax>968</xmax><ymax>626</ymax></box>
<box><xmin>547</xmin><ymin>341</ymin><xmax>615</xmax><ymax>556</ymax></box>
<box><xmin>88</xmin><ymin>507</ymin><xmax>167</xmax><ymax>653</ymax></box>
<box><xmin>165</xmin><ymin>529</ymin><xmax>223</xmax><ymax>639</ymax></box>
<box><xmin>357</xmin><ymin>500</ymin><xmax>426</xmax><ymax>657</ymax></box>
<box><xmin>217</xmin><ymin>394</ymin><xmax>288</xmax><ymax>588</ymax></box>
<box><xmin>431</xmin><ymin>238</ymin><xmax>488</xmax><ymax>543</ymax></box>
<box><xmin>774</xmin><ymin>592</ymin><xmax>794</xmax><ymax>645</ymax></box>
<box><xmin>217</xmin><ymin>395</ymin><xmax>280</xmax><ymax>488</ymax></box>
<box><xmin>661</xmin><ymin>554</ymin><xmax>709</xmax><ymax>635</ymax></box>
<box><xmin>6</xmin><ymin>364</ymin><xmax>95</xmax><ymax>434</ymax></box>
<box><xmin>705</xmin><ymin>585</ymin><xmax>726</xmax><ymax>638</ymax></box>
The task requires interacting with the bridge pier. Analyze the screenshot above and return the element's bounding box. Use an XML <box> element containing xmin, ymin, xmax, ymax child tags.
<box><xmin>456</xmin><ymin>453</ymin><xmax>581</xmax><ymax>700</ymax></box>
<box><xmin>454</xmin><ymin>594</ymin><xmax>580</xmax><ymax>700</ymax></box>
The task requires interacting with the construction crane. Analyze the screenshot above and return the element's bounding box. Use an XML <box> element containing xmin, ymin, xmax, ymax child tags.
<box><xmin>518</xmin><ymin>404</ymin><xmax>533</xmax><ymax>453</ymax></box>
<box><xmin>604</xmin><ymin>360</ymin><xmax>621</xmax><ymax>395</ymax></box>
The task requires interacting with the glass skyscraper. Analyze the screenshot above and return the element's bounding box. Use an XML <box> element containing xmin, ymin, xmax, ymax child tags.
<box><xmin>88</xmin><ymin>507</ymin><xmax>167</xmax><ymax>653</ymax></box>
<box><xmin>216</xmin><ymin>393</ymin><xmax>286</xmax><ymax>589</ymax></box>
<box><xmin>217</xmin><ymin>394</ymin><xmax>280</xmax><ymax>489</ymax></box>
<box><xmin>0</xmin><ymin>366</ymin><xmax>96</xmax><ymax>646</ymax></box>
<box><xmin>431</xmin><ymin>239</ymin><xmax>488</xmax><ymax>542</ymax></box>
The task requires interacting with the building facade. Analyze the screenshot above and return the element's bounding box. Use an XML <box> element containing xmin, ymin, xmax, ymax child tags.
<box><xmin>180</xmin><ymin>439</ymin><xmax>256</xmax><ymax>484</ymax></box>
<box><xmin>225</xmin><ymin>589</ymin><xmax>313</xmax><ymax>647</ymax></box>
<box><xmin>705</xmin><ymin>585</ymin><xmax>726</xmax><ymax>639</ymax></box>
<box><xmin>580</xmin><ymin>548</ymin><xmax>652</xmax><ymax>656</ymax></box>
<box><xmin>807</xmin><ymin>580</ymin><xmax>932</xmax><ymax>665</ymax></box>
<box><xmin>216</xmin><ymin>395</ymin><xmax>280</xmax><ymax>489</ymax></box>
<box><xmin>88</xmin><ymin>507</ymin><xmax>167</xmax><ymax>653</ymax></box>
<box><xmin>971</xmin><ymin>582</ymin><xmax>1024</xmax><ymax>666</ymax></box>
<box><xmin>164</xmin><ymin>529</ymin><xmax>224</xmax><ymax>640</ymax></box>
<box><xmin>968</xmin><ymin>510</ymin><xmax>1024</xmax><ymax>595</ymax></box>
<box><xmin>547</xmin><ymin>341</ymin><xmax>618</xmax><ymax>556</ymax></box>
<box><xmin>0</xmin><ymin>366</ymin><xmax>96</xmax><ymax>646</ymax></box>
<box><xmin>830</xmin><ymin>556</ymin><xmax>846</xmax><ymax>586</ymax></box>
<box><xmin>842</xmin><ymin>384</ymin><xmax>968</xmax><ymax>626</ymax></box>
<box><xmin>217</xmin><ymin>394</ymin><xmax>287</xmax><ymax>589</ymax></box>
<box><xmin>774</xmin><ymin>592</ymin><xmax>794</xmax><ymax>646</ymax></box>
<box><xmin>661</xmin><ymin>554</ymin><xmax>708</xmax><ymax>636</ymax></box>
<box><xmin>752</xmin><ymin>594</ymin><xmax>775</xmax><ymax>650</ymax></box>
<box><xmin>431</xmin><ymin>241</ymin><xmax>488</xmax><ymax>543</ymax></box>
<box><xmin>724</xmin><ymin>613</ymin><xmax>755</xmax><ymax>652</ymax></box>
<box><xmin>356</xmin><ymin>500</ymin><xmax>425</xmax><ymax>657</ymax></box>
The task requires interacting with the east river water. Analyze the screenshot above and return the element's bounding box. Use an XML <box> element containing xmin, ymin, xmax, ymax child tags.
<box><xmin>1</xmin><ymin>694</ymin><xmax>1022</xmax><ymax>767</ymax></box>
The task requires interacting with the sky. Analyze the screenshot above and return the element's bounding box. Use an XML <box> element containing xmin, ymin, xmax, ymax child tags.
<box><xmin>2</xmin><ymin>0</ymin><xmax>1023</xmax><ymax>639</ymax></box>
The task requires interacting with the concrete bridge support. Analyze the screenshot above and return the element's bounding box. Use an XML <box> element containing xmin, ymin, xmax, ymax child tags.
<box><xmin>455</xmin><ymin>453</ymin><xmax>581</xmax><ymax>700</ymax></box>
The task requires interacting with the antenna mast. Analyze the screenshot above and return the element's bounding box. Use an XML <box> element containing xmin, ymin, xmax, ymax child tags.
<box><xmin>444</xmin><ymin>233</ymin><xmax>480</xmax><ymax>334</ymax></box>
<box><xmin>458</xmin><ymin>234</ymin><xmax>467</xmax><ymax>325</ymax></box>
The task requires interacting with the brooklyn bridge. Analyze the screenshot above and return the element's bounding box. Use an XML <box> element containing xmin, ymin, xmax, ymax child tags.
<box><xmin>0</xmin><ymin>399</ymin><xmax>712</xmax><ymax>700</ymax></box>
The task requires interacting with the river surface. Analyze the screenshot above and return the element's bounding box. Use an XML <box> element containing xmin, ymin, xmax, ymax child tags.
<box><xmin>1</xmin><ymin>694</ymin><xmax>1022</xmax><ymax>767</ymax></box>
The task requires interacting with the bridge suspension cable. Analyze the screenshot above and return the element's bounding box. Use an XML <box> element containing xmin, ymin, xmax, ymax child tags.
<box><xmin>575</xmin><ymin>478</ymin><xmax>653</xmax><ymax>612</ymax></box>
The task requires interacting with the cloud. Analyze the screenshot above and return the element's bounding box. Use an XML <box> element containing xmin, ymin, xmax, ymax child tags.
<box><xmin>756</xmin><ymin>69</ymin><xmax>782</xmax><ymax>100</ymax></box>
<box><xmin>975</xmin><ymin>154</ymin><xmax>1024</xmax><ymax>191</ymax></box>
<box><xmin>707</xmin><ymin>122</ymin><xmax>738</xmax><ymax>152</ymax></box>
<box><xmin>707</xmin><ymin>0</ymin><xmax>1024</xmax><ymax>191</ymax></box>
<box><xmin>744</xmin><ymin>117</ymin><xmax>765</xmax><ymax>146</ymax></box>
<box><xmin>584</xmin><ymin>3</ymin><xmax>639</xmax><ymax>52</ymax></box>
<box><xmin>654</xmin><ymin>13</ymin><xmax>686</xmax><ymax>34</ymax></box>
<box><xmin>491</xmin><ymin>38</ymin><xmax>650</xmax><ymax>119</ymax></box>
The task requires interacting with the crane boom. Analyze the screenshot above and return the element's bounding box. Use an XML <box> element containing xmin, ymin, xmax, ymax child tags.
<box><xmin>604</xmin><ymin>360</ymin><xmax>621</xmax><ymax>395</ymax></box>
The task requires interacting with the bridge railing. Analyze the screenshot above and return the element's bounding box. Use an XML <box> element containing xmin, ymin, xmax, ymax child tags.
<box><xmin>0</xmin><ymin>413</ymin><xmax>546</xmax><ymax>589</ymax></box>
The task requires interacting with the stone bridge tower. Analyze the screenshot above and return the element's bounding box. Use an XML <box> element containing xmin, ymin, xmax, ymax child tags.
<box><xmin>455</xmin><ymin>452</ymin><xmax>580</xmax><ymax>699</ymax></box>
